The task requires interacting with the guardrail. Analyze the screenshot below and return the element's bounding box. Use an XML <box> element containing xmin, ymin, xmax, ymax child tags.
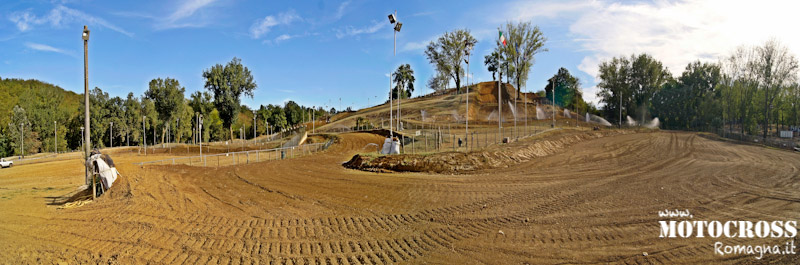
<box><xmin>135</xmin><ymin>139</ymin><xmax>333</xmax><ymax>168</ymax></box>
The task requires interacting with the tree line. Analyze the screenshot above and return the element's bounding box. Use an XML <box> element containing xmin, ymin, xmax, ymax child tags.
<box><xmin>596</xmin><ymin>39</ymin><xmax>799</xmax><ymax>138</ymax></box>
<box><xmin>1</xmin><ymin>57</ymin><xmax>332</xmax><ymax>157</ymax></box>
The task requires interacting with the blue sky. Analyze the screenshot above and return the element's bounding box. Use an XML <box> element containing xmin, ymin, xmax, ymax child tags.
<box><xmin>2</xmin><ymin>0</ymin><xmax>799</xmax><ymax>110</ymax></box>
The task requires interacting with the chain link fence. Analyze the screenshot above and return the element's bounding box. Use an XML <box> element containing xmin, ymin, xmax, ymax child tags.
<box><xmin>135</xmin><ymin>139</ymin><xmax>334</xmax><ymax>168</ymax></box>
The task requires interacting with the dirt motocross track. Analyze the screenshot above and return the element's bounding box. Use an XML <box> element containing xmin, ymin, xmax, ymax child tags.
<box><xmin>1</xmin><ymin>131</ymin><xmax>800</xmax><ymax>264</ymax></box>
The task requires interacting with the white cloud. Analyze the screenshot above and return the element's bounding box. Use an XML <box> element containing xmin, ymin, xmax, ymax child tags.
<box><xmin>334</xmin><ymin>1</ymin><xmax>351</xmax><ymax>20</ymax></box>
<box><xmin>156</xmin><ymin>0</ymin><xmax>219</xmax><ymax>29</ymax></box>
<box><xmin>250</xmin><ymin>10</ymin><xmax>301</xmax><ymax>39</ymax></box>
<box><xmin>167</xmin><ymin>0</ymin><xmax>215</xmax><ymax>22</ymax></box>
<box><xmin>335</xmin><ymin>21</ymin><xmax>386</xmax><ymax>39</ymax></box>
<box><xmin>274</xmin><ymin>34</ymin><xmax>292</xmax><ymax>43</ymax></box>
<box><xmin>401</xmin><ymin>40</ymin><xmax>429</xmax><ymax>52</ymax></box>
<box><xmin>8</xmin><ymin>5</ymin><xmax>133</xmax><ymax>37</ymax></box>
<box><xmin>25</xmin><ymin>42</ymin><xmax>74</xmax><ymax>57</ymax></box>
<box><xmin>505</xmin><ymin>0</ymin><xmax>800</xmax><ymax>104</ymax></box>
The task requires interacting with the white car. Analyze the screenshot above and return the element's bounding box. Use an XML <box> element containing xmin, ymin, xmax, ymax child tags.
<box><xmin>0</xmin><ymin>158</ymin><xmax>12</xmax><ymax>168</ymax></box>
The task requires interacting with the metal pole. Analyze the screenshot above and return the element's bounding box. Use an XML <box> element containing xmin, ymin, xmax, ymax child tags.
<box><xmin>524</xmin><ymin>82</ymin><xmax>528</xmax><ymax>135</ymax></box>
<box><xmin>200</xmin><ymin>115</ymin><xmax>203</xmax><ymax>159</ymax></box>
<box><xmin>466</xmin><ymin>56</ymin><xmax>470</xmax><ymax>150</ymax></box>
<box><xmin>552</xmin><ymin>79</ymin><xmax>555</xmax><ymax>128</ymax></box>
<box><xmin>497</xmin><ymin>51</ymin><xmax>502</xmax><ymax>141</ymax></box>
<box><xmin>389</xmin><ymin>73</ymin><xmax>393</xmax><ymax>138</ymax></box>
<box><xmin>393</xmin><ymin>10</ymin><xmax>397</xmax><ymax>56</ymax></box>
<box><xmin>54</xmin><ymin>121</ymin><xmax>57</xmax><ymax>155</ymax></box>
<box><xmin>83</xmin><ymin>25</ymin><xmax>91</xmax><ymax>188</ymax></box>
<box><xmin>20</xmin><ymin>123</ymin><xmax>24</xmax><ymax>158</ymax></box>
<box><xmin>143</xmin><ymin>116</ymin><xmax>146</xmax><ymax>155</ymax></box>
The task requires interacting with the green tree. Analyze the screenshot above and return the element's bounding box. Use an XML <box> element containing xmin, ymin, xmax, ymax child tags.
<box><xmin>597</xmin><ymin>54</ymin><xmax>671</xmax><ymax>125</ymax></box>
<box><xmin>544</xmin><ymin>67</ymin><xmax>583</xmax><ymax>110</ymax></box>
<box><xmin>145</xmin><ymin>77</ymin><xmax>186</xmax><ymax>143</ymax></box>
<box><xmin>426</xmin><ymin>72</ymin><xmax>449</xmax><ymax>94</ymax></box>
<box><xmin>205</xmin><ymin>109</ymin><xmax>225</xmax><ymax>142</ymax></box>
<box><xmin>123</xmin><ymin>93</ymin><xmax>142</xmax><ymax>145</ymax></box>
<box><xmin>498</xmin><ymin>21</ymin><xmax>548</xmax><ymax>99</ymax></box>
<box><xmin>284</xmin><ymin>101</ymin><xmax>303</xmax><ymax>126</ymax></box>
<box><xmin>175</xmin><ymin>101</ymin><xmax>194</xmax><ymax>143</ymax></box>
<box><xmin>484</xmin><ymin>51</ymin><xmax>500</xmax><ymax>81</ymax></box>
<box><xmin>7</xmin><ymin>105</ymin><xmax>39</xmax><ymax>156</ymax></box>
<box><xmin>189</xmin><ymin>91</ymin><xmax>214</xmax><ymax>116</ymax></box>
<box><xmin>393</xmin><ymin>64</ymin><xmax>415</xmax><ymax>99</ymax></box>
<box><xmin>105</xmin><ymin>96</ymin><xmax>126</xmax><ymax>147</ymax></box>
<box><xmin>424</xmin><ymin>29</ymin><xmax>477</xmax><ymax>94</ymax></box>
<box><xmin>203</xmin><ymin>57</ymin><xmax>258</xmax><ymax>140</ymax></box>
<box><xmin>141</xmin><ymin>98</ymin><xmax>159</xmax><ymax>146</ymax></box>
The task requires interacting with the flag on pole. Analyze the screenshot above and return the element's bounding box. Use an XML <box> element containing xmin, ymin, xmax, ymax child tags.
<box><xmin>499</xmin><ymin>30</ymin><xmax>507</xmax><ymax>46</ymax></box>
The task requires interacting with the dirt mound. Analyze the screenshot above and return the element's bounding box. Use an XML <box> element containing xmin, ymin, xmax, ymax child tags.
<box><xmin>344</xmin><ymin>129</ymin><xmax>636</xmax><ymax>174</ymax></box>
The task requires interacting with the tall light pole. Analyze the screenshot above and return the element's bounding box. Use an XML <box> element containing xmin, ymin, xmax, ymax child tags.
<box><xmin>142</xmin><ymin>116</ymin><xmax>146</xmax><ymax>155</ymax></box>
<box><xmin>388</xmin><ymin>11</ymin><xmax>402</xmax><ymax>135</ymax></box>
<box><xmin>54</xmin><ymin>121</ymin><xmax>57</xmax><ymax>155</ymax></box>
<box><xmin>199</xmin><ymin>114</ymin><xmax>203</xmax><ymax>158</ymax></box>
<box><xmin>389</xmin><ymin>73</ymin><xmax>393</xmax><ymax>137</ymax></box>
<box><xmin>110</xmin><ymin>121</ymin><xmax>113</xmax><ymax>148</ymax></box>
<box><xmin>253</xmin><ymin>115</ymin><xmax>256</xmax><ymax>140</ymax></box>
<box><xmin>464</xmin><ymin>40</ymin><xmax>473</xmax><ymax>149</ymax></box>
<box><xmin>552</xmin><ymin>79</ymin><xmax>556</xmax><ymax>128</ymax></box>
<box><xmin>82</xmin><ymin>25</ymin><xmax>91</xmax><ymax>187</ymax></box>
<box><xmin>524</xmin><ymin>78</ymin><xmax>528</xmax><ymax>133</ymax></box>
<box><xmin>311</xmin><ymin>106</ymin><xmax>315</xmax><ymax>134</ymax></box>
<box><xmin>20</xmin><ymin>123</ymin><xmax>24</xmax><ymax>158</ymax></box>
<box><xmin>497</xmin><ymin>51</ymin><xmax>502</xmax><ymax>139</ymax></box>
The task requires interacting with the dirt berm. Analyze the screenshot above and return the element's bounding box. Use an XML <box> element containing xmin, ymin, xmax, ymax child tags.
<box><xmin>344</xmin><ymin>129</ymin><xmax>640</xmax><ymax>174</ymax></box>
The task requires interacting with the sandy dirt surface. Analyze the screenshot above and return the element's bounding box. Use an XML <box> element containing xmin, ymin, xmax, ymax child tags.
<box><xmin>1</xmin><ymin>131</ymin><xmax>800</xmax><ymax>264</ymax></box>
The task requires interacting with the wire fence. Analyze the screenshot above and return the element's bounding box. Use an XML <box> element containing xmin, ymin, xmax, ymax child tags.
<box><xmin>135</xmin><ymin>139</ymin><xmax>334</xmax><ymax>168</ymax></box>
<box><xmin>714</xmin><ymin>128</ymin><xmax>797</xmax><ymax>150</ymax></box>
<box><xmin>316</xmin><ymin>119</ymin><xmax>563</xmax><ymax>154</ymax></box>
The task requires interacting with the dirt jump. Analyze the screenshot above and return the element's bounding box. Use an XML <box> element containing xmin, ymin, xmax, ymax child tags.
<box><xmin>1</xmin><ymin>131</ymin><xmax>800</xmax><ymax>264</ymax></box>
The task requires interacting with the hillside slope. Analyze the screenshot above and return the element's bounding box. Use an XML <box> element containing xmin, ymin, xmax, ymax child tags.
<box><xmin>316</xmin><ymin>81</ymin><xmax>563</xmax><ymax>132</ymax></box>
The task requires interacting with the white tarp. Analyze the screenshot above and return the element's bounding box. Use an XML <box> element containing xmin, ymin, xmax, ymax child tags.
<box><xmin>380</xmin><ymin>137</ymin><xmax>400</xmax><ymax>154</ymax></box>
<box><xmin>87</xmin><ymin>154</ymin><xmax>118</xmax><ymax>190</ymax></box>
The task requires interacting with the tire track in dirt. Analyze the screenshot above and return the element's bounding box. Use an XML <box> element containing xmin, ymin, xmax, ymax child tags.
<box><xmin>5</xmin><ymin>131</ymin><xmax>800</xmax><ymax>264</ymax></box>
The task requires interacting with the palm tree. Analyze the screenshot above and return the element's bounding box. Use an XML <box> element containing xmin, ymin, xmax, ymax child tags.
<box><xmin>393</xmin><ymin>64</ymin><xmax>415</xmax><ymax>99</ymax></box>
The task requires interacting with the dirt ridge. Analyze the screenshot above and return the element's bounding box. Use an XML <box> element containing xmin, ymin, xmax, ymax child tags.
<box><xmin>344</xmin><ymin>129</ymin><xmax>637</xmax><ymax>174</ymax></box>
